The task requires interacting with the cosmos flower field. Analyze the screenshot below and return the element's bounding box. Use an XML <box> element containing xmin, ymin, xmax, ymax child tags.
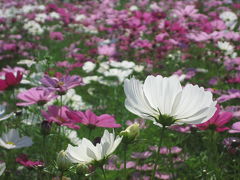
<box><xmin>0</xmin><ymin>0</ymin><xmax>240</xmax><ymax>179</ymax></box>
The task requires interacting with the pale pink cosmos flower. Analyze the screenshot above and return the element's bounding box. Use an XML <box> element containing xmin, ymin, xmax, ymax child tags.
<box><xmin>229</xmin><ymin>122</ymin><xmax>240</xmax><ymax>133</ymax></box>
<box><xmin>67</xmin><ymin>109</ymin><xmax>121</xmax><ymax>128</ymax></box>
<box><xmin>104</xmin><ymin>155</ymin><xmax>119</xmax><ymax>171</ymax></box>
<box><xmin>119</xmin><ymin>161</ymin><xmax>136</xmax><ymax>169</ymax></box>
<box><xmin>196</xmin><ymin>105</ymin><xmax>233</xmax><ymax>132</ymax></box>
<box><xmin>149</xmin><ymin>146</ymin><xmax>182</xmax><ymax>155</ymax></box>
<box><xmin>217</xmin><ymin>89</ymin><xmax>240</xmax><ymax>103</ymax></box>
<box><xmin>131</xmin><ymin>151</ymin><xmax>152</xmax><ymax>159</ymax></box>
<box><xmin>40</xmin><ymin>75</ymin><xmax>83</xmax><ymax>94</ymax></box>
<box><xmin>42</xmin><ymin>105</ymin><xmax>80</xmax><ymax>129</ymax></box>
<box><xmin>136</xmin><ymin>163</ymin><xmax>154</xmax><ymax>171</ymax></box>
<box><xmin>2</xmin><ymin>66</ymin><xmax>27</xmax><ymax>75</ymax></box>
<box><xmin>155</xmin><ymin>172</ymin><xmax>172</xmax><ymax>180</ymax></box>
<box><xmin>168</xmin><ymin>124</ymin><xmax>194</xmax><ymax>133</ymax></box>
<box><xmin>49</xmin><ymin>32</ymin><xmax>64</xmax><ymax>41</ymax></box>
<box><xmin>187</xmin><ymin>32</ymin><xmax>210</xmax><ymax>42</ymax></box>
<box><xmin>173</xmin><ymin>5</ymin><xmax>200</xmax><ymax>19</ymax></box>
<box><xmin>225</xmin><ymin>106</ymin><xmax>240</xmax><ymax>119</ymax></box>
<box><xmin>126</xmin><ymin>119</ymin><xmax>147</xmax><ymax>129</ymax></box>
<box><xmin>98</xmin><ymin>44</ymin><xmax>116</xmax><ymax>56</ymax></box>
<box><xmin>17</xmin><ymin>87</ymin><xmax>58</xmax><ymax>106</ymax></box>
<box><xmin>211</xmin><ymin>20</ymin><xmax>226</xmax><ymax>31</ymax></box>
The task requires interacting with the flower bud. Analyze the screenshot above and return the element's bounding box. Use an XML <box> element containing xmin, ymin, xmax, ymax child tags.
<box><xmin>120</xmin><ymin>123</ymin><xmax>140</xmax><ymax>143</ymax></box>
<box><xmin>56</xmin><ymin>150</ymin><xmax>72</xmax><ymax>171</ymax></box>
<box><xmin>41</xmin><ymin>121</ymin><xmax>51</xmax><ymax>136</ymax></box>
<box><xmin>76</xmin><ymin>163</ymin><xmax>89</xmax><ymax>176</ymax></box>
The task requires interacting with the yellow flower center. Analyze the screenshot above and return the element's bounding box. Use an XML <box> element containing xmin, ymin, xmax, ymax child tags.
<box><xmin>57</xmin><ymin>116</ymin><xmax>66</xmax><ymax>123</ymax></box>
<box><xmin>6</xmin><ymin>141</ymin><xmax>15</xmax><ymax>145</ymax></box>
<box><xmin>58</xmin><ymin>81</ymin><xmax>64</xmax><ymax>86</ymax></box>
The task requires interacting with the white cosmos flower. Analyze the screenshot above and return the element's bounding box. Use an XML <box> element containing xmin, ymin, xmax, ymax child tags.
<box><xmin>66</xmin><ymin>130</ymin><xmax>122</xmax><ymax>164</ymax></box>
<box><xmin>82</xmin><ymin>61</ymin><xmax>96</xmax><ymax>73</ymax></box>
<box><xmin>124</xmin><ymin>75</ymin><xmax>217</xmax><ymax>126</ymax></box>
<box><xmin>0</xmin><ymin>129</ymin><xmax>33</xmax><ymax>149</ymax></box>
<box><xmin>217</xmin><ymin>41</ymin><xmax>234</xmax><ymax>55</ymax></box>
<box><xmin>220</xmin><ymin>11</ymin><xmax>237</xmax><ymax>30</ymax></box>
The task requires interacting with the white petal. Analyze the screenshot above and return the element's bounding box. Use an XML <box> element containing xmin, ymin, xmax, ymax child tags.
<box><xmin>66</xmin><ymin>144</ymin><xmax>92</xmax><ymax>163</ymax></box>
<box><xmin>143</xmin><ymin>75</ymin><xmax>182</xmax><ymax>115</ymax></box>
<box><xmin>15</xmin><ymin>136</ymin><xmax>33</xmax><ymax>148</ymax></box>
<box><xmin>0</xmin><ymin>162</ymin><xmax>6</xmax><ymax>176</ymax></box>
<box><xmin>124</xmin><ymin>77</ymin><xmax>157</xmax><ymax>119</ymax></box>
<box><xmin>173</xmin><ymin>85</ymin><xmax>215</xmax><ymax>120</ymax></box>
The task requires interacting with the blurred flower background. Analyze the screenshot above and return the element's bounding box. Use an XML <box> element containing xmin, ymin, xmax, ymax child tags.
<box><xmin>0</xmin><ymin>0</ymin><xmax>240</xmax><ymax>179</ymax></box>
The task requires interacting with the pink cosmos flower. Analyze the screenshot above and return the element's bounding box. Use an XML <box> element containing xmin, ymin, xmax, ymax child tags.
<box><xmin>173</xmin><ymin>5</ymin><xmax>200</xmax><ymax>19</ymax></box>
<box><xmin>225</xmin><ymin>106</ymin><xmax>240</xmax><ymax>119</ymax></box>
<box><xmin>104</xmin><ymin>155</ymin><xmax>119</xmax><ymax>171</ymax></box>
<box><xmin>40</xmin><ymin>74</ymin><xmax>83</xmax><ymax>94</ymax></box>
<box><xmin>208</xmin><ymin>77</ymin><xmax>219</xmax><ymax>86</ymax></box>
<box><xmin>17</xmin><ymin>87</ymin><xmax>58</xmax><ymax>106</ymax></box>
<box><xmin>119</xmin><ymin>161</ymin><xmax>136</xmax><ymax>169</ymax></box>
<box><xmin>136</xmin><ymin>163</ymin><xmax>154</xmax><ymax>171</ymax></box>
<box><xmin>222</xmin><ymin>137</ymin><xmax>240</xmax><ymax>155</ymax></box>
<box><xmin>41</xmin><ymin>105</ymin><xmax>80</xmax><ymax>129</ymax></box>
<box><xmin>131</xmin><ymin>151</ymin><xmax>152</xmax><ymax>159</ymax></box>
<box><xmin>168</xmin><ymin>124</ymin><xmax>194</xmax><ymax>133</ymax></box>
<box><xmin>187</xmin><ymin>32</ymin><xmax>210</xmax><ymax>42</ymax></box>
<box><xmin>126</xmin><ymin>119</ymin><xmax>147</xmax><ymax>129</ymax></box>
<box><xmin>3</xmin><ymin>43</ymin><xmax>17</xmax><ymax>51</ymax></box>
<box><xmin>217</xmin><ymin>89</ymin><xmax>240</xmax><ymax>103</ymax></box>
<box><xmin>155</xmin><ymin>172</ymin><xmax>172</xmax><ymax>180</ymax></box>
<box><xmin>196</xmin><ymin>105</ymin><xmax>233</xmax><ymax>132</ymax></box>
<box><xmin>2</xmin><ymin>66</ymin><xmax>27</xmax><ymax>75</ymax></box>
<box><xmin>211</xmin><ymin>20</ymin><xmax>226</xmax><ymax>31</ymax></box>
<box><xmin>229</xmin><ymin>122</ymin><xmax>240</xmax><ymax>133</ymax></box>
<box><xmin>16</xmin><ymin>154</ymin><xmax>44</xmax><ymax>168</ymax></box>
<box><xmin>98</xmin><ymin>44</ymin><xmax>116</xmax><ymax>56</ymax></box>
<box><xmin>0</xmin><ymin>71</ymin><xmax>22</xmax><ymax>91</ymax></box>
<box><xmin>50</xmin><ymin>32</ymin><xmax>64</xmax><ymax>41</ymax></box>
<box><xmin>132</xmin><ymin>172</ymin><xmax>150</xmax><ymax>180</ymax></box>
<box><xmin>149</xmin><ymin>146</ymin><xmax>182</xmax><ymax>155</ymax></box>
<box><xmin>227</xmin><ymin>73</ymin><xmax>240</xmax><ymax>84</ymax></box>
<box><xmin>67</xmin><ymin>109</ymin><xmax>121</xmax><ymax>129</ymax></box>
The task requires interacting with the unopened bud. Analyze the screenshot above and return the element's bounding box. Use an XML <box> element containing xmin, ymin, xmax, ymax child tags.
<box><xmin>41</xmin><ymin>121</ymin><xmax>51</xmax><ymax>136</ymax></box>
<box><xmin>76</xmin><ymin>163</ymin><xmax>89</xmax><ymax>176</ymax></box>
<box><xmin>120</xmin><ymin>123</ymin><xmax>140</xmax><ymax>143</ymax></box>
<box><xmin>56</xmin><ymin>150</ymin><xmax>72</xmax><ymax>171</ymax></box>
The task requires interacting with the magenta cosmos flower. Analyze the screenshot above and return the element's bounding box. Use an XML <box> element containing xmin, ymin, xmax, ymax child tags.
<box><xmin>41</xmin><ymin>105</ymin><xmax>80</xmax><ymax>129</ymax></box>
<box><xmin>40</xmin><ymin>74</ymin><xmax>83</xmax><ymax>94</ymax></box>
<box><xmin>16</xmin><ymin>154</ymin><xmax>44</xmax><ymax>168</ymax></box>
<box><xmin>0</xmin><ymin>71</ymin><xmax>22</xmax><ymax>91</ymax></box>
<box><xmin>17</xmin><ymin>87</ymin><xmax>58</xmax><ymax>106</ymax></box>
<box><xmin>67</xmin><ymin>109</ymin><xmax>121</xmax><ymax>129</ymax></box>
<box><xmin>229</xmin><ymin>122</ymin><xmax>240</xmax><ymax>133</ymax></box>
<box><xmin>196</xmin><ymin>105</ymin><xmax>233</xmax><ymax>132</ymax></box>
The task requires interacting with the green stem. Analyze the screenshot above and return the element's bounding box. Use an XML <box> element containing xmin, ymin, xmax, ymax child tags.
<box><xmin>88</xmin><ymin>128</ymin><xmax>92</xmax><ymax>139</ymax></box>
<box><xmin>123</xmin><ymin>144</ymin><xmax>128</xmax><ymax>180</ymax></box>
<box><xmin>151</xmin><ymin>126</ymin><xmax>166</xmax><ymax>180</ymax></box>
<box><xmin>42</xmin><ymin>135</ymin><xmax>47</xmax><ymax>162</ymax></box>
<box><xmin>100</xmin><ymin>166</ymin><xmax>107</xmax><ymax>180</ymax></box>
<box><xmin>207</xmin><ymin>130</ymin><xmax>220</xmax><ymax>178</ymax></box>
<box><xmin>60</xmin><ymin>95</ymin><xmax>63</xmax><ymax>117</ymax></box>
<box><xmin>60</xmin><ymin>171</ymin><xmax>64</xmax><ymax>180</ymax></box>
